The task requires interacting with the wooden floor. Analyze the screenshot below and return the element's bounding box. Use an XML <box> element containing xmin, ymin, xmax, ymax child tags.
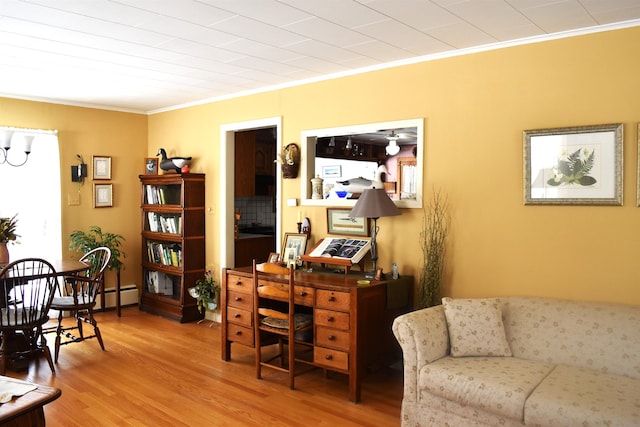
<box><xmin>6</xmin><ymin>307</ymin><xmax>404</xmax><ymax>426</ymax></box>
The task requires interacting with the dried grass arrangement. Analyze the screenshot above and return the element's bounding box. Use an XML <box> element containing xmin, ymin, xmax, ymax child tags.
<box><xmin>419</xmin><ymin>190</ymin><xmax>449</xmax><ymax>308</ymax></box>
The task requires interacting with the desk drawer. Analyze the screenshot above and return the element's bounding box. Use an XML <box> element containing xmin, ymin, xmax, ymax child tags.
<box><xmin>257</xmin><ymin>281</ymin><xmax>315</xmax><ymax>306</ymax></box>
<box><xmin>315</xmin><ymin>347</ymin><xmax>348</xmax><ymax>371</ymax></box>
<box><xmin>227</xmin><ymin>323</ymin><xmax>254</xmax><ymax>347</ymax></box>
<box><xmin>227</xmin><ymin>274</ymin><xmax>252</xmax><ymax>295</ymax></box>
<box><xmin>316</xmin><ymin>290</ymin><xmax>350</xmax><ymax>312</ymax></box>
<box><xmin>227</xmin><ymin>306</ymin><xmax>252</xmax><ymax>327</ymax></box>
<box><xmin>316</xmin><ymin>326</ymin><xmax>349</xmax><ymax>351</ymax></box>
<box><xmin>315</xmin><ymin>309</ymin><xmax>349</xmax><ymax>330</ymax></box>
<box><xmin>228</xmin><ymin>290</ymin><xmax>252</xmax><ymax>311</ymax></box>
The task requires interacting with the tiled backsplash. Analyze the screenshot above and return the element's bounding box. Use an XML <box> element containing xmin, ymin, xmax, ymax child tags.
<box><xmin>235</xmin><ymin>196</ymin><xmax>275</xmax><ymax>228</ymax></box>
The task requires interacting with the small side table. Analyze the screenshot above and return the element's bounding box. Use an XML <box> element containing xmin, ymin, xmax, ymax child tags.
<box><xmin>0</xmin><ymin>377</ymin><xmax>61</xmax><ymax>427</ymax></box>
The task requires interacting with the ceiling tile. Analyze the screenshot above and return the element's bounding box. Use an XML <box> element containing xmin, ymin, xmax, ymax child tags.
<box><xmin>0</xmin><ymin>0</ymin><xmax>638</xmax><ymax>111</ymax></box>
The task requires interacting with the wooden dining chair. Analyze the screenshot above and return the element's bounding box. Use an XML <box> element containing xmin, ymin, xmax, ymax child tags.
<box><xmin>253</xmin><ymin>260</ymin><xmax>314</xmax><ymax>389</ymax></box>
<box><xmin>50</xmin><ymin>246</ymin><xmax>110</xmax><ymax>362</ymax></box>
<box><xmin>0</xmin><ymin>258</ymin><xmax>58</xmax><ymax>375</ymax></box>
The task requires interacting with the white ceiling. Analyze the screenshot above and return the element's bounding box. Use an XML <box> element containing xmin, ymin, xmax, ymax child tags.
<box><xmin>1</xmin><ymin>0</ymin><xmax>640</xmax><ymax>114</ymax></box>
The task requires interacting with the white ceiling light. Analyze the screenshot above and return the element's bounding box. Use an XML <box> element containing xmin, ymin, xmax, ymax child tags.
<box><xmin>385</xmin><ymin>131</ymin><xmax>401</xmax><ymax>156</ymax></box>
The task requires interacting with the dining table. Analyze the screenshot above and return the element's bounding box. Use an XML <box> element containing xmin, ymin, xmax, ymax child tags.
<box><xmin>47</xmin><ymin>259</ymin><xmax>90</xmax><ymax>277</ymax></box>
<box><xmin>0</xmin><ymin>258</ymin><xmax>90</xmax><ymax>372</ymax></box>
<box><xmin>0</xmin><ymin>259</ymin><xmax>89</xmax><ymax>278</ymax></box>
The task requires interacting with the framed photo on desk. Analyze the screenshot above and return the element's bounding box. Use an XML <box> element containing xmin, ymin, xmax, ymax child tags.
<box><xmin>282</xmin><ymin>233</ymin><xmax>308</xmax><ymax>258</ymax></box>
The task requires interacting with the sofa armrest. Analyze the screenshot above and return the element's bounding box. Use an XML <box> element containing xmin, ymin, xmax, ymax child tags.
<box><xmin>392</xmin><ymin>305</ymin><xmax>449</xmax><ymax>402</ymax></box>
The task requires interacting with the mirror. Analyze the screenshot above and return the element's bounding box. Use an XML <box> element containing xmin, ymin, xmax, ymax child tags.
<box><xmin>301</xmin><ymin>118</ymin><xmax>423</xmax><ymax>208</ymax></box>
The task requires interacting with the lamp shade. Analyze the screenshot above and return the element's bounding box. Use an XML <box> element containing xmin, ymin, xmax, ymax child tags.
<box><xmin>349</xmin><ymin>188</ymin><xmax>401</xmax><ymax>219</ymax></box>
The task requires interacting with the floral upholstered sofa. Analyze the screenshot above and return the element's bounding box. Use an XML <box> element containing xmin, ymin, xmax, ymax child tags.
<box><xmin>392</xmin><ymin>296</ymin><xmax>640</xmax><ymax>426</ymax></box>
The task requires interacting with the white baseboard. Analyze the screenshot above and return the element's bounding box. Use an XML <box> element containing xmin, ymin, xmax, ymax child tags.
<box><xmin>94</xmin><ymin>285</ymin><xmax>139</xmax><ymax>310</ymax></box>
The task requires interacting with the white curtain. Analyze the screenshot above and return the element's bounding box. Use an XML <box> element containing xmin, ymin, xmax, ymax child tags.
<box><xmin>0</xmin><ymin>130</ymin><xmax>61</xmax><ymax>261</ymax></box>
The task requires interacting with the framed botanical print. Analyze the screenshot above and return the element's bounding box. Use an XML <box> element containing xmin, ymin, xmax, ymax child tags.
<box><xmin>523</xmin><ymin>123</ymin><xmax>623</xmax><ymax>205</ymax></box>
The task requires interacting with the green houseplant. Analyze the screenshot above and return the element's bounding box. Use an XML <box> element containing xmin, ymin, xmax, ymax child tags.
<box><xmin>0</xmin><ymin>215</ymin><xmax>19</xmax><ymax>245</ymax></box>
<box><xmin>189</xmin><ymin>268</ymin><xmax>220</xmax><ymax>314</ymax></box>
<box><xmin>68</xmin><ymin>225</ymin><xmax>126</xmax><ymax>272</ymax></box>
<box><xmin>0</xmin><ymin>214</ymin><xmax>19</xmax><ymax>264</ymax></box>
<box><xmin>418</xmin><ymin>190</ymin><xmax>449</xmax><ymax>308</ymax></box>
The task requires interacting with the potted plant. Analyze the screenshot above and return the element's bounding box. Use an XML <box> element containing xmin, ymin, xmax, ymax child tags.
<box><xmin>68</xmin><ymin>225</ymin><xmax>126</xmax><ymax>273</ymax></box>
<box><xmin>0</xmin><ymin>214</ymin><xmax>19</xmax><ymax>264</ymax></box>
<box><xmin>189</xmin><ymin>268</ymin><xmax>220</xmax><ymax>313</ymax></box>
<box><xmin>418</xmin><ymin>190</ymin><xmax>449</xmax><ymax>308</ymax></box>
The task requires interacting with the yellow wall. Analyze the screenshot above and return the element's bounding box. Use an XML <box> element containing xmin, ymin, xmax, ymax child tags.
<box><xmin>0</xmin><ymin>98</ymin><xmax>147</xmax><ymax>288</ymax></box>
<box><xmin>149</xmin><ymin>26</ymin><xmax>640</xmax><ymax>306</ymax></box>
<box><xmin>4</xmin><ymin>26</ymin><xmax>640</xmax><ymax>307</ymax></box>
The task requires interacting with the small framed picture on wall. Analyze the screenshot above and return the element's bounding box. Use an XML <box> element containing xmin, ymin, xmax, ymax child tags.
<box><xmin>94</xmin><ymin>183</ymin><xmax>113</xmax><ymax>208</ymax></box>
<box><xmin>92</xmin><ymin>156</ymin><xmax>112</xmax><ymax>180</ymax></box>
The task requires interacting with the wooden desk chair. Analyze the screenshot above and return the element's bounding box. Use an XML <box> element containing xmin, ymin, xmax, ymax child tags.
<box><xmin>253</xmin><ymin>260</ymin><xmax>314</xmax><ymax>389</ymax></box>
<box><xmin>0</xmin><ymin>258</ymin><xmax>58</xmax><ymax>375</ymax></box>
<box><xmin>50</xmin><ymin>247</ymin><xmax>110</xmax><ymax>362</ymax></box>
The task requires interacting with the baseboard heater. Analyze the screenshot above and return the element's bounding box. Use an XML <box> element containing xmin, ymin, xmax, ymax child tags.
<box><xmin>94</xmin><ymin>285</ymin><xmax>139</xmax><ymax>310</ymax></box>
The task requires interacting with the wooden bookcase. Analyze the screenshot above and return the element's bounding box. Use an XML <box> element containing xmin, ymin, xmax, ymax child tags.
<box><xmin>139</xmin><ymin>173</ymin><xmax>205</xmax><ymax>322</ymax></box>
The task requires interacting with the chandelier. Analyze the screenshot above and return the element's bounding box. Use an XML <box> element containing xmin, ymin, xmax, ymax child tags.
<box><xmin>1</xmin><ymin>129</ymin><xmax>35</xmax><ymax>167</ymax></box>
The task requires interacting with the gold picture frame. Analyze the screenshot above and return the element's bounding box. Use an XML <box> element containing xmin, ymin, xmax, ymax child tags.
<box><xmin>92</xmin><ymin>155</ymin><xmax>112</xmax><ymax>180</ymax></box>
<box><xmin>94</xmin><ymin>183</ymin><xmax>113</xmax><ymax>208</ymax></box>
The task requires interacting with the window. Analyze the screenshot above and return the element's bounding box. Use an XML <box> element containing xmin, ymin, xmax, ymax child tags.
<box><xmin>0</xmin><ymin>131</ymin><xmax>61</xmax><ymax>261</ymax></box>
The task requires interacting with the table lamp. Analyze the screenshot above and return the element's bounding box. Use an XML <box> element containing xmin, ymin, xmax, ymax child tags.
<box><xmin>349</xmin><ymin>187</ymin><xmax>401</xmax><ymax>278</ymax></box>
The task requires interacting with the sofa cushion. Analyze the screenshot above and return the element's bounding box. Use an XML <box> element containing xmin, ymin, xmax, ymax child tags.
<box><xmin>525</xmin><ymin>364</ymin><xmax>640</xmax><ymax>426</ymax></box>
<box><xmin>443</xmin><ymin>297</ymin><xmax>512</xmax><ymax>357</ymax></box>
<box><xmin>502</xmin><ymin>297</ymin><xmax>640</xmax><ymax>380</ymax></box>
<box><xmin>421</xmin><ymin>355</ymin><xmax>554</xmax><ymax>421</ymax></box>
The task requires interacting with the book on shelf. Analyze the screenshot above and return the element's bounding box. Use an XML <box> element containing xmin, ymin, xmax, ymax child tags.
<box><xmin>147</xmin><ymin>212</ymin><xmax>181</xmax><ymax>234</ymax></box>
<box><xmin>307</xmin><ymin>237</ymin><xmax>371</xmax><ymax>263</ymax></box>
<box><xmin>146</xmin><ymin>241</ymin><xmax>182</xmax><ymax>267</ymax></box>
<box><xmin>146</xmin><ymin>270</ymin><xmax>174</xmax><ymax>295</ymax></box>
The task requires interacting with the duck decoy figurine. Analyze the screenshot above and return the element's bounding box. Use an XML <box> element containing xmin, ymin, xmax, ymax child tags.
<box><xmin>335</xmin><ymin>164</ymin><xmax>388</xmax><ymax>193</ymax></box>
<box><xmin>157</xmin><ymin>148</ymin><xmax>192</xmax><ymax>173</ymax></box>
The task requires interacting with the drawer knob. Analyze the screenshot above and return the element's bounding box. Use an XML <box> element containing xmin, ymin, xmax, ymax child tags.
<box><xmin>234</xmin><ymin>296</ymin><xmax>242</xmax><ymax>302</ymax></box>
<box><xmin>327</xmin><ymin>316</ymin><xmax>334</xmax><ymax>322</ymax></box>
<box><xmin>328</xmin><ymin>296</ymin><xmax>336</xmax><ymax>302</ymax></box>
<box><xmin>325</xmin><ymin>354</ymin><xmax>333</xmax><ymax>360</ymax></box>
<box><xmin>234</xmin><ymin>313</ymin><xmax>241</xmax><ymax>318</ymax></box>
<box><xmin>328</xmin><ymin>335</ymin><xmax>335</xmax><ymax>341</ymax></box>
<box><xmin>235</xmin><ymin>331</ymin><xmax>242</xmax><ymax>335</ymax></box>
<box><xmin>300</xmin><ymin>291</ymin><xmax>307</xmax><ymax>297</ymax></box>
<box><xmin>235</xmin><ymin>281</ymin><xmax>242</xmax><ymax>286</ymax></box>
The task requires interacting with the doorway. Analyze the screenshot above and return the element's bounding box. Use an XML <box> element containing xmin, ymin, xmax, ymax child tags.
<box><xmin>219</xmin><ymin>117</ymin><xmax>282</xmax><ymax>270</ymax></box>
<box><xmin>233</xmin><ymin>127</ymin><xmax>277</xmax><ymax>267</ymax></box>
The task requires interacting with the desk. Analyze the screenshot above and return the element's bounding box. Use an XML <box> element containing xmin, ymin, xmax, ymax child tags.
<box><xmin>221</xmin><ymin>266</ymin><xmax>413</xmax><ymax>402</ymax></box>
<box><xmin>0</xmin><ymin>377</ymin><xmax>60</xmax><ymax>427</ymax></box>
